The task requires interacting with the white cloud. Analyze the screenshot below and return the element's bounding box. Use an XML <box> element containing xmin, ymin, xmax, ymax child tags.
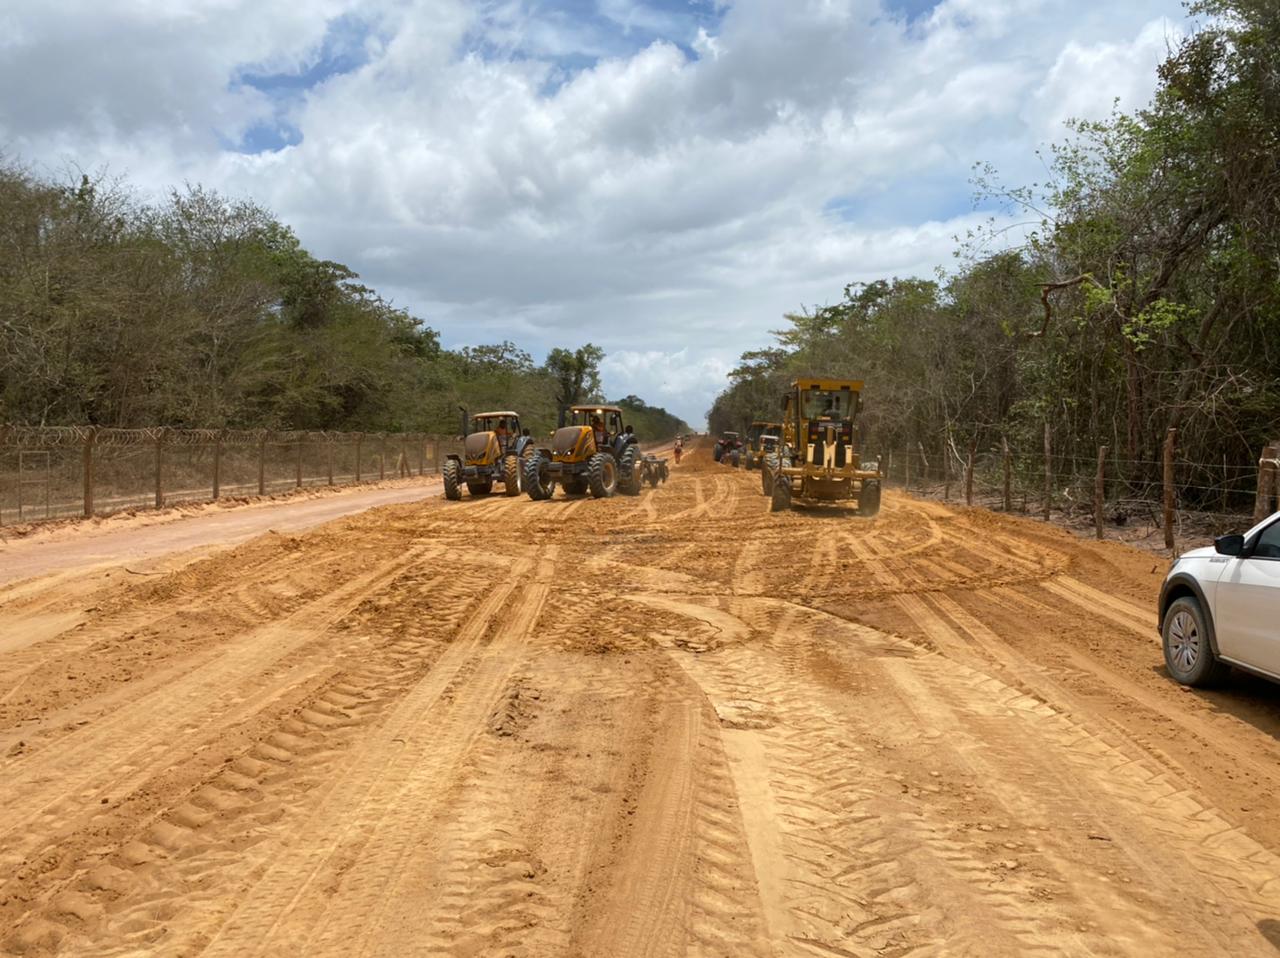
<box><xmin>0</xmin><ymin>0</ymin><xmax>1190</xmax><ymax>425</ymax></box>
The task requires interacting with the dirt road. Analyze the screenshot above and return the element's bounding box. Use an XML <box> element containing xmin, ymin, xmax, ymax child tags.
<box><xmin>4</xmin><ymin>441</ymin><xmax>1280</xmax><ymax>956</ymax></box>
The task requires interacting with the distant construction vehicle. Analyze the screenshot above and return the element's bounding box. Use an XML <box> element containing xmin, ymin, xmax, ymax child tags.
<box><xmin>714</xmin><ymin>432</ymin><xmax>743</xmax><ymax>467</ymax></box>
<box><xmin>761</xmin><ymin>379</ymin><xmax>882</xmax><ymax>515</ymax></box>
<box><xmin>443</xmin><ymin>410</ymin><xmax>534</xmax><ymax>500</ymax></box>
<box><xmin>743</xmin><ymin>420</ymin><xmax>782</xmax><ymax>469</ymax></box>
<box><xmin>524</xmin><ymin>405</ymin><xmax>642</xmax><ymax>499</ymax></box>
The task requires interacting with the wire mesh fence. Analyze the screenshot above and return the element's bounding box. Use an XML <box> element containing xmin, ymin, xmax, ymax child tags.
<box><xmin>0</xmin><ymin>426</ymin><xmax>461</xmax><ymax>526</ymax></box>
<box><xmin>877</xmin><ymin>431</ymin><xmax>1280</xmax><ymax>551</ymax></box>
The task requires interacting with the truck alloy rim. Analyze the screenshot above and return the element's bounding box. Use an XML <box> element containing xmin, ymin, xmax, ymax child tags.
<box><xmin>1168</xmin><ymin>610</ymin><xmax>1200</xmax><ymax>671</ymax></box>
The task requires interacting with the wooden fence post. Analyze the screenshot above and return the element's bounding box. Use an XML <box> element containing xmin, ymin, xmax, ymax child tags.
<box><xmin>83</xmin><ymin>427</ymin><xmax>96</xmax><ymax>517</ymax></box>
<box><xmin>355</xmin><ymin>433</ymin><xmax>364</xmax><ymax>483</ymax></box>
<box><xmin>1163</xmin><ymin>428</ymin><xmax>1177</xmax><ymax>551</ymax></box>
<box><xmin>418</xmin><ymin>436</ymin><xmax>426</xmax><ymax>477</ymax></box>
<box><xmin>212</xmin><ymin>430</ymin><xmax>223</xmax><ymax>500</ymax></box>
<box><xmin>296</xmin><ymin>435</ymin><xmax>304</xmax><ymax>488</ymax></box>
<box><xmin>1095</xmin><ymin>445</ymin><xmax>1108</xmax><ymax>540</ymax></box>
<box><xmin>154</xmin><ymin>428</ymin><xmax>166</xmax><ymax>509</ymax></box>
<box><xmin>1002</xmin><ymin>437</ymin><xmax>1011</xmax><ymax>512</ymax></box>
<box><xmin>257</xmin><ymin>432</ymin><xmax>267</xmax><ymax>496</ymax></box>
<box><xmin>379</xmin><ymin>434</ymin><xmax>387</xmax><ymax>481</ymax></box>
<box><xmin>1042</xmin><ymin>422</ymin><xmax>1051</xmax><ymax>521</ymax></box>
<box><xmin>903</xmin><ymin>449</ymin><xmax>911</xmax><ymax>492</ymax></box>
<box><xmin>965</xmin><ymin>439</ymin><xmax>975</xmax><ymax>507</ymax></box>
<box><xmin>943</xmin><ymin>439</ymin><xmax>952</xmax><ymax>502</ymax></box>
<box><xmin>1259</xmin><ymin>442</ymin><xmax>1279</xmax><ymax>522</ymax></box>
<box><xmin>327</xmin><ymin>436</ymin><xmax>335</xmax><ymax>486</ymax></box>
<box><xmin>917</xmin><ymin>442</ymin><xmax>929</xmax><ymax>492</ymax></box>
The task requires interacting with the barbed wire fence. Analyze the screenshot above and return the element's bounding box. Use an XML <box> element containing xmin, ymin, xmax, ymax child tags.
<box><xmin>879</xmin><ymin>428</ymin><xmax>1280</xmax><ymax>554</ymax></box>
<box><xmin>0</xmin><ymin>426</ymin><xmax>462</xmax><ymax>526</ymax></box>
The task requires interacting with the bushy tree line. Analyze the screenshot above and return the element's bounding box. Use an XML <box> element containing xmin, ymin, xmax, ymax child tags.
<box><xmin>0</xmin><ymin>165</ymin><xmax>687</xmax><ymax>440</ymax></box>
<box><xmin>709</xmin><ymin>0</ymin><xmax>1280</xmax><ymax>504</ymax></box>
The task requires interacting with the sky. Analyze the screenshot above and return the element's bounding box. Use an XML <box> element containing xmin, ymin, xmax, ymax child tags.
<box><xmin>0</xmin><ymin>0</ymin><xmax>1191</xmax><ymax>426</ymax></box>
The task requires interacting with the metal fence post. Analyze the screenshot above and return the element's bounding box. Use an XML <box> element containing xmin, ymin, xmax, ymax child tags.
<box><xmin>83</xmin><ymin>427</ymin><xmax>96</xmax><ymax>517</ymax></box>
<box><xmin>154</xmin><ymin>428</ymin><xmax>166</xmax><ymax>509</ymax></box>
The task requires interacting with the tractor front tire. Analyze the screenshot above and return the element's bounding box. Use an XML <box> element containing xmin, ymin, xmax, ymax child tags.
<box><xmin>618</xmin><ymin>447</ymin><xmax>641</xmax><ymax>496</ymax></box>
<box><xmin>770</xmin><ymin>476</ymin><xmax>792</xmax><ymax>512</ymax></box>
<box><xmin>503</xmin><ymin>454</ymin><xmax>522</xmax><ymax>496</ymax></box>
<box><xmin>442</xmin><ymin>460</ymin><xmax>462</xmax><ymax>501</ymax></box>
<box><xmin>525</xmin><ymin>454</ymin><xmax>555</xmax><ymax>501</ymax></box>
<box><xmin>858</xmin><ymin>480</ymin><xmax>882</xmax><ymax>517</ymax></box>
<box><xmin>587</xmin><ymin>453</ymin><xmax>618</xmax><ymax>499</ymax></box>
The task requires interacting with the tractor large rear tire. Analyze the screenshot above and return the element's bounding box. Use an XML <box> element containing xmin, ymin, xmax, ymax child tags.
<box><xmin>525</xmin><ymin>454</ymin><xmax>555</xmax><ymax>501</ymax></box>
<box><xmin>770</xmin><ymin>476</ymin><xmax>793</xmax><ymax>512</ymax></box>
<box><xmin>442</xmin><ymin>460</ymin><xmax>462</xmax><ymax>501</ymax></box>
<box><xmin>729</xmin><ymin>449</ymin><xmax>741</xmax><ymax>468</ymax></box>
<box><xmin>503</xmin><ymin>454</ymin><xmax>522</xmax><ymax>496</ymax></box>
<box><xmin>587</xmin><ymin>453</ymin><xmax>618</xmax><ymax>498</ymax></box>
<box><xmin>858</xmin><ymin>479</ymin><xmax>882</xmax><ymax>517</ymax></box>
<box><xmin>618</xmin><ymin>446</ymin><xmax>641</xmax><ymax>496</ymax></box>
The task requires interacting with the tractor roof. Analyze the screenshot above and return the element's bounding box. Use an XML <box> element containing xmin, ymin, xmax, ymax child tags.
<box><xmin>473</xmin><ymin>410</ymin><xmax>519</xmax><ymax>419</ymax></box>
<box><xmin>791</xmin><ymin>379</ymin><xmax>864</xmax><ymax>391</ymax></box>
<box><xmin>570</xmin><ymin>404</ymin><xmax>622</xmax><ymax>414</ymax></box>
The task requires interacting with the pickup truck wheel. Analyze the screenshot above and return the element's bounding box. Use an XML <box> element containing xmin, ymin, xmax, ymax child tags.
<box><xmin>1162</xmin><ymin>597</ymin><xmax>1230</xmax><ymax>687</ymax></box>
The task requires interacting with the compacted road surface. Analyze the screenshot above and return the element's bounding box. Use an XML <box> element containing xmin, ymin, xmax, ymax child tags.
<box><xmin>3</xmin><ymin>441</ymin><xmax>1280</xmax><ymax>956</ymax></box>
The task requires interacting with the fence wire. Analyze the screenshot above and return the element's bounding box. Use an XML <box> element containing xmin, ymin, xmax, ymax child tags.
<box><xmin>0</xmin><ymin>426</ymin><xmax>461</xmax><ymax>526</ymax></box>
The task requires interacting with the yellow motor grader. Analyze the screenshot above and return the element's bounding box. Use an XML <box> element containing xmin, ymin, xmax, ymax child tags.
<box><xmin>442</xmin><ymin>410</ymin><xmax>534</xmax><ymax>500</ymax></box>
<box><xmin>743</xmin><ymin>420</ymin><xmax>783</xmax><ymax>470</ymax></box>
<box><xmin>761</xmin><ymin>379</ymin><xmax>882</xmax><ymax>515</ymax></box>
<box><xmin>524</xmin><ymin>405</ymin><xmax>643</xmax><ymax>499</ymax></box>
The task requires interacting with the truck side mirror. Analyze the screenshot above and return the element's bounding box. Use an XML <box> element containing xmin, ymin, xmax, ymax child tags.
<box><xmin>1215</xmin><ymin>534</ymin><xmax>1245</xmax><ymax>556</ymax></box>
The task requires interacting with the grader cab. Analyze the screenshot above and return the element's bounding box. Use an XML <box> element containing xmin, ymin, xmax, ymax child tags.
<box><xmin>524</xmin><ymin>405</ymin><xmax>643</xmax><ymax>499</ymax></box>
<box><xmin>443</xmin><ymin>411</ymin><xmax>533</xmax><ymax>500</ymax></box>
<box><xmin>761</xmin><ymin>379</ymin><xmax>882</xmax><ymax>515</ymax></box>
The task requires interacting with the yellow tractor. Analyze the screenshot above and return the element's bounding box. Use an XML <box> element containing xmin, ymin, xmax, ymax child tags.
<box><xmin>442</xmin><ymin>410</ymin><xmax>534</xmax><ymax>500</ymax></box>
<box><xmin>743</xmin><ymin>420</ymin><xmax>782</xmax><ymax>470</ymax></box>
<box><xmin>524</xmin><ymin>404</ymin><xmax>643</xmax><ymax>499</ymax></box>
<box><xmin>761</xmin><ymin>379</ymin><xmax>882</xmax><ymax>515</ymax></box>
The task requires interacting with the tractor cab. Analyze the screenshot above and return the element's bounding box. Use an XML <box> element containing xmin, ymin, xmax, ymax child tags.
<box><xmin>464</xmin><ymin>410</ymin><xmax>529</xmax><ymax>467</ymax></box>
<box><xmin>745</xmin><ymin>420</ymin><xmax>782</xmax><ymax>469</ymax></box>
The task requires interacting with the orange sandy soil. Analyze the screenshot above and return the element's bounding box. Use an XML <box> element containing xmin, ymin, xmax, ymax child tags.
<box><xmin>2</xmin><ymin>439</ymin><xmax>1280</xmax><ymax>956</ymax></box>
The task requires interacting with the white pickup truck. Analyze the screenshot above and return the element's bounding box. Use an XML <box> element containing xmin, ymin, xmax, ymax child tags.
<box><xmin>1159</xmin><ymin>512</ymin><xmax>1280</xmax><ymax>686</ymax></box>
